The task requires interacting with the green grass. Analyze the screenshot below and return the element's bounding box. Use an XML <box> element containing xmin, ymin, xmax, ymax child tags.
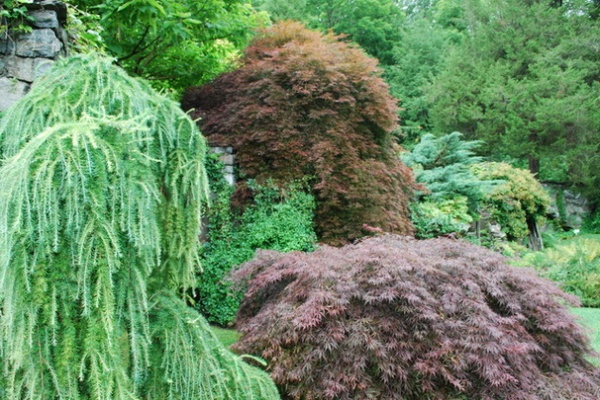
<box><xmin>570</xmin><ymin>307</ymin><xmax>600</xmax><ymax>365</ymax></box>
<box><xmin>210</xmin><ymin>325</ymin><xmax>242</xmax><ymax>348</ymax></box>
<box><xmin>581</xmin><ymin>233</ymin><xmax>600</xmax><ymax>242</ymax></box>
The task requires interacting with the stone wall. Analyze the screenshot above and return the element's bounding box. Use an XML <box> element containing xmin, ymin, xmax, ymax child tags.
<box><xmin>211</xmin><ymin>146</ymin><xmax>236</xmax><ymax>185</ymax></box>
<box><xmin>543</xmin><ymin>183</ymin><xmax>591</xmax><ymax>229</ymax></box>
<box><xmin>0</xmin><ymin>0</ymin><xmax>68</xmax><ymax>112</ymax></box>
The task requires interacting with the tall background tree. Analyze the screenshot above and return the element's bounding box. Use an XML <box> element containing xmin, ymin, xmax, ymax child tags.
<box><xmin>428</xmin><ymin>0</ymin><xmax>600</xmax><ymax>205</ymax></box>
<box><xmin>182</xmin><ymin>21</ymin><xmax>416</xmax><ymax>245</ymax></box>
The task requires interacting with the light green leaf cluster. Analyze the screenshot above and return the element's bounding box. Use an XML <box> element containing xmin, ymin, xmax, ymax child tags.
<box><xmin>0</xmin><ymin>54</ymin><xmax>279</xmax><ymax>399</ymax></box>
<box><xmin>471</xmin><ymin>162</ymin><xmax>550</xmax><ymax>241</ymax></box>
<box><xmin>524</xmin><ymin>237</ymin><xmax>600</xmax><ymax>307</ymax></box>
<box><xmin>410</xmin><ymin>197</ymin><xmax>472</xmax><ymax>238</ymax></box>
<box><xmin>66</xmin><ymin>0</ymin><xmax>265</xmax><ymax>92</ymax></box>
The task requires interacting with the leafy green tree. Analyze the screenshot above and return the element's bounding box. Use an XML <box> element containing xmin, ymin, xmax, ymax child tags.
<box><xmin>67</xmin><ymin>0</ymin><xmax>265</xmax><ymax>92</ymax></box>
<box><xmin>0</xmin><ymin>54</ymin><xmax>279</xmax><ymax>399</ymax></box>
<box><xmin>471</xmin><ymin>162</ymin><xmax>550</xmax><ymax>250</ymax></box>
<box><xmin>382</xmin><ymin>0</ymin><xmax>488</xmax><ymax>145</ymax></box>
<box><xmin>429</xmin><ymin>0</ymin><xmax>600</xmax><ymax>201</ymax></box>
<box><xmin>383</xmin><ymin>18</ymin><xmax>454</xmax><ymax>144</ymax></box>
<box><xmin>183</xmin><ymin>21</ymin><xmax>416</xmax><ymax>245</ymax></box>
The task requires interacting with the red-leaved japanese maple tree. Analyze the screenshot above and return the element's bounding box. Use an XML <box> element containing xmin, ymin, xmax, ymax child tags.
<box><xmin>232</xmin><ymin>235</ymin><xmax>600</xmax><ymax>400</ymax></box>
<box><xmin>182</xmin><ymin>21</ymin><xmax>416</xmax><ymax>245</ymax></box>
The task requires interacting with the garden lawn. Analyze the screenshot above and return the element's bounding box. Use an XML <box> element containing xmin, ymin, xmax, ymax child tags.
<box><xmin>570</xmin><ymin>307</ymin><xmax>600</xmax><ymax>365</ymax></box>
<box><xmin>210</xmin><ymin>325</ymin><xmax>242</xmax><ymax>348</ymax></box>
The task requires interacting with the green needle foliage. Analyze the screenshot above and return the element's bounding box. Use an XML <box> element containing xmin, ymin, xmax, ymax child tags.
<box><xmin>0</xmin><ymin>54</ymin><xmax>279</xmax><ymax>399</ymax></box>
<box><xmin>401</xmin><ymin>132</ymin><xmax>493</xmax><ymax>238</ymax></box>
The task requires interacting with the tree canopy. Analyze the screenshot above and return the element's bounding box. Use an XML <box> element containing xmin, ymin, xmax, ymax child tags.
<box><xmin>472</xmin><ymin>162</ymin><xmax>550</xmax><ymax>249</ymax></box>
<box><xmin>428</xmin><ymin>0</ymin><xmax>600</xmax><ymax>201</ymax></box>
<box><xmin>66</xmin><ymin>0</ymin><xmax>266</xmax><ymax>92</ymax></box>
<box><xmin>183</xmin><ymin>21</ymin><xmax>416</xmax><ymax>245</ymax></box>
<box><xmin>252</xmin><ymin>0</ymin><xmax>404</xmax><ymax>64</ymax></box>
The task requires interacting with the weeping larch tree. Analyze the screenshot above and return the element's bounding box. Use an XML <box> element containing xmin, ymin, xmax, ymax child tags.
<box><xmin>0</xmin><ymin>54</ymin><xmax>279</xmax><ymax>399</ymax></box>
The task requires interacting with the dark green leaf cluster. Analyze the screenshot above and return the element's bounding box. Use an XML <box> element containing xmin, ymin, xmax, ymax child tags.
<box><xmin>232</xmin><ymin>235</ymin><xmax>600</xmax><ymax>399</ymax></box>
<box><xmin>0</xmin><ymin>0</ymin><xmax>34</xmax><ymax>36</ymax></box>
<box><xmin>0</xmin><ymin>54</ymin><xmax>279</xmax><ymax>399</ymax></box>
<box><xmin>198</xmin><ymin>158</ymin><xmax>317</xmax><ymax>326</ymax></box>
<box><xmin>428</xmin><ymin>0</ymin><xmax>600</xmax><ymax>202</ymax></box>
<box><xmin>583</xmin><ymin>210</ymin><xmax>600</xmax><ymax>234</ymax></box>
<box><xmin>252</xmin><ymin>0</ymin><xmax>404</xmax><ymax>64</ymax></box>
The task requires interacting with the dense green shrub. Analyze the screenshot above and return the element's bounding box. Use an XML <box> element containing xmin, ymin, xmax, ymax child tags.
<box><xmin>182</xmin><ymin>20</ymin><xmax>416</xmax><ymax>245</ymax></box>
<box><xmin>584</xmin><ymin>210</ymin><xmax>600</xmax><ymax>234</ymax></box>
<box><xmin>472</xmin><ymin>162</ymin><xmax>550</xmax><ymax>249</ymax></box>
<box><xmin>232</xmin><ymin>235</ymin><xmax>600</xmax><ymax>400</ymax></box>
<box><xmin>198</xmin><ymin>157</ymin><xmax>317</xmax><ymax>326</ymax></box>
<box><xmin>410</xmin><ymin>197</ymin><xmax>472</xmax><ymax>239</ymax></box>
<box><xmin>0</xmin><ymin>54</ymin><xmax>279</xmax><ymax>399</ymax></box>
<box><xmin>402</xmin><ymin>132</ymin><xmax>486</xmax><ymax>207</ymax></box>
<box><xmin>524</xmin><ymin>238</ymin><xmax>600</xmax><ymax>307</ymax></box>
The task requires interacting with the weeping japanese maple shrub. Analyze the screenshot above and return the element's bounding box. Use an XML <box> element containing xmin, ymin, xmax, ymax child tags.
<box><xmin>0</xmin><ymin>54</ymin><xmax>279</xmax><ymax>399</ymax></box>
<box><xmin>232</xmin><ymin>235</ymin><xmax>600</xmax><ymax>400</ymax></box>
<box><xmin>182</xmin><ymin>21</ymin><xmax>416</xmax><ymax>245</ymax></box>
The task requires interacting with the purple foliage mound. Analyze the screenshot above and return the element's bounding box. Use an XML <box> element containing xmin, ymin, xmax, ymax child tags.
<box><xmin>232</xmin><ymin>235</ymin><xmax>600</xmax><ymax>400</ymax></box>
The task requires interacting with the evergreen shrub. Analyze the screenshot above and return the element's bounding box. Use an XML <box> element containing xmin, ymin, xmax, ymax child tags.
<box><xmin>232</xmin><ymin>235</ymin><xmax>600</xmax><ymax>400</ymax></box>
<box><xmin>182</xmin><ymin>21</ymin><xmax>416</xmax><ymax>245</ymax></box>
<box><xmin>401</xmin><ymin>132</ymin><xmax>493</xmax><ymax>238</ymax></box>
<box><xmin>583</xmin><ymin>210</ymin><xmax>600</xmax><ymax>234</ymax></box>
<box><xmin>0</xmin><ymin>54</ymin><xmax>279</xmax><ymax>399</ymax></box>
<box><xmin>199</xmin><ymin>155</ymin><xmax>317</xmax><ymax>325</ymax></box>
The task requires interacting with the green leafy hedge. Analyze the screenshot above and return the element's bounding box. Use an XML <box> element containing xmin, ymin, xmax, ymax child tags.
<box><xmin>198</xmin><ymin>156</ymin><xmax>317</xmax><ymax>325</ymax></box>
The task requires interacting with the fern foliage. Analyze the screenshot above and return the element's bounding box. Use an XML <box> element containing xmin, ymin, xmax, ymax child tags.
<box><xmin>524</xmin><ymin>238</ymin><xmax>600</xmax><ymax>307</ymax></box>
<box><xmin>0</xmin><ymin>54</ymin><xmax>279</xmax><ymax>399</ymax></box>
